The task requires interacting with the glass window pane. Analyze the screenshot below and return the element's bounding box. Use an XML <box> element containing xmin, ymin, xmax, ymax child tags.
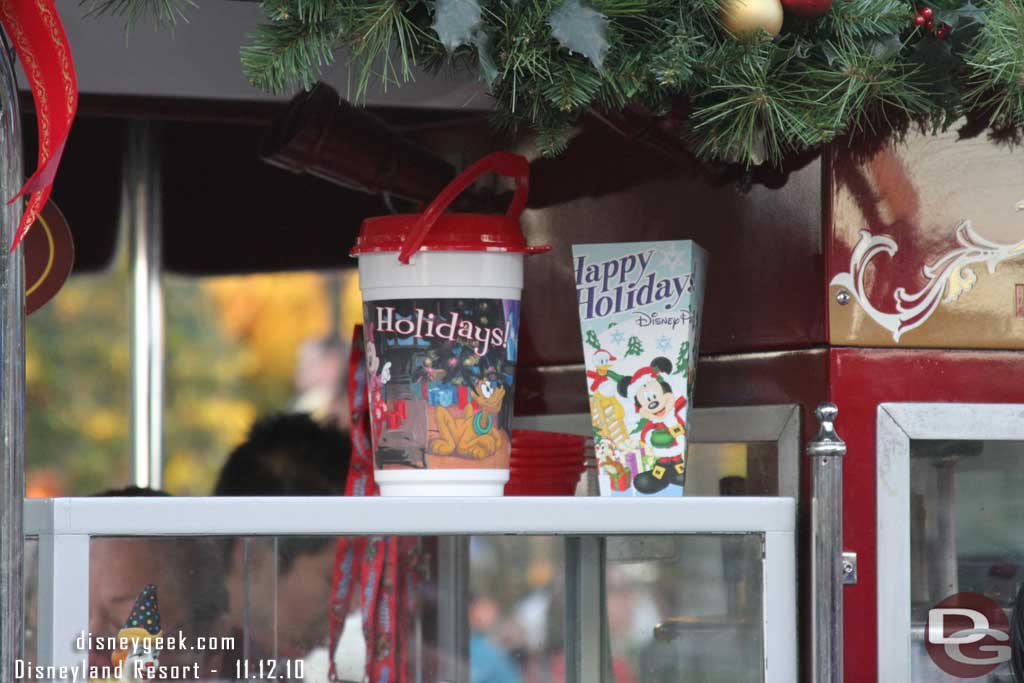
<box><xmin>605</xmin><ymin>533</ymin><xmax>764</xmax><ymax>683</ymax></box>
<box><xmin>687</xmin><ymin>442</ymin><xmax>779</xmax><ymax>496</ymax></box>
<box><xmin>909</xmin><ymin>439</ymin><xmax>1024</xmax><ymax>683</ymax></box>
<box><xmin>163</xmin><ymin>270</ymin><xmax>361</xmax><ymax>495</ymax></box>
<box><xmin>469</xmin><ymin>536</ymin><xmax>564</xmax><ymax>682</ymax></box>
<box><xmin>71</xmin><ymin>532</ymin><xmax>768</xmax><ymax>681</ymax></box>
<box><xmin>87</xmin><ymin>535</ymin><xmax>348</xmax><ymax>681</ymax></box>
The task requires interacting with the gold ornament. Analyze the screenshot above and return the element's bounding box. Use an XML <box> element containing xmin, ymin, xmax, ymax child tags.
<box><xmin>721</xmin><ymin>0</ymin><xmax>784</xmax><ymax>38</ymax></box>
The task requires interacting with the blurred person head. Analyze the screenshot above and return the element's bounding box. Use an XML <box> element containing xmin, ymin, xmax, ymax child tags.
<box><xmin>213</xmin><ymin>413</ymin><xmax>350</xmax><ymax>658</ymax></box>
<box><xmin>470</xmin><ymin>594</ymin><xmax>501</xmax><ymax>633</ymax></box>
<box><xmin>88</xmin><ymin>487</ymin><xmax>228</xmax><ymax>672</ymax></box>
<box><xmin>292</xmin><ymin>337</ymin><xmax>349</xmax><ymax>428</ymax></box>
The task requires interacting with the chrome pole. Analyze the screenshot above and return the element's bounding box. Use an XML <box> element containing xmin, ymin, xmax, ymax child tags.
<box><xmin>0</xmin><ymin>27</ymin><xmax>25</xmax><ymax>683</ymax></box>
<box><xmin>125</xmin><ymin>121</ymin><xmax>164</xmax><ymax>489</ymax></box>
<box><xmin>808</xmin><ymin>403</ymin><xmax>847</xmax><ymax>683</ymax></box>
<box><xmin>437</xmin><ymin>536</ymin><xmax>469</xmax><ymax>683</ymax></box>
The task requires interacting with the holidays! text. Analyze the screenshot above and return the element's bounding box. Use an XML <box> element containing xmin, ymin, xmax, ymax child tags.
<box><xmin>575</xmin><ymin>250</ymin><xmax>694</xmax><ymax>320</ymax></box>
<box><xmin>375</xmin><ymin>306</ymin><xmax>512</xmax><ymax>356</ymax></box>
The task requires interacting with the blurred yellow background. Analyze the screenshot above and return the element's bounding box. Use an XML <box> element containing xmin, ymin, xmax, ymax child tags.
<box><xmin>25</xmin><ymin>253</ymin><xmax>362</xmax><ymax>496</ymax></box>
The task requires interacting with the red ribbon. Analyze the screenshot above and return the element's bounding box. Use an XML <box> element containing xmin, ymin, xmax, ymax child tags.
<box><xmin>0</xmin><ymin>0</ymin><xmax>77</xmax><ymax>251</ymax></box>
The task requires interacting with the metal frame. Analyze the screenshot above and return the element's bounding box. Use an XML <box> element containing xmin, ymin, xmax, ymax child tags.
<box><xmin>26</xmin><ymin>496</ymin><xmax>797</xmax><ymax>682</ymax></box>
<box><xmin>876</xmin><ymin>403</ymin><xmax>1024</xmax><ymax>681</ymax></box>
<box><xmin>565</xmin><ymin>536</ymin><xmax>608</xmax><ymax>683</ymax></box>
<box><xmin>515</xmin><ymin>406</ymin><xmax>800</xmax><ymax>683</ymax></box>
<box><xmin>514</xmin><ymin>404</ymin><xmax>802</xmax><ymax>497</ymax></box>
<box><xmin>436</xmin><ymin>536</ymin><xmax>470</xmax><ymax>683</ymax></box>
<box><xmin>808</xmin><ymin>403</ymin><xmax>847</xmax><ymax>683</ymax></box>
<box><xmin>0</xmin><ymin>26</ymin><xmax>24</xmax><ymax>683</ymax></box>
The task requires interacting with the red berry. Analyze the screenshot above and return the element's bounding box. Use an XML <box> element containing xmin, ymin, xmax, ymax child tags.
<box><xmin>935</xmin><ymin>27</ymin><xmax>947</xmax><ymax>38</ymax></box>
<box><xmin>921</xmin><ymin>6</ymin><xmax>933</xmax><ymax>18</ymax></box>
<box><xmin>913</xmin><ymin>14</ymin><xmax>926</xmax><ymax>25</ymax></box>
<box><xmin>926</xmin><ymin>19</ymin><xmax>935</xmax><ymax>29</ymax></box>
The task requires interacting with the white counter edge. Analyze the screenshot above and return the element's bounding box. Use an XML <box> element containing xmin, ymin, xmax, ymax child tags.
<box><xmin>25</xmin><ymin>496</ymin><xmax>795</xmax><ymax>536</ymax></box>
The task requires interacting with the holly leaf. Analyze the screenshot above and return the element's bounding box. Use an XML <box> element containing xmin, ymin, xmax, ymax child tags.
<box><xmin>432</xmin><ymin>0</ymin><xmax>482</xmax><ymax>51</ymax></box>
<box><xmin>822</xmin><ymin>42</ymin><xmax>843</xmax><ymax>67</ymax></box>
<box><xmin>474</xmin><ymin>31</ymin><xmax>499</xmax><ymax>85</ymax></box>
<box><xmin>933</xmin><ymin>2</ymin><xmax>985</xmax><ymax>31</ymax></box>
<box><xmin>791</xmin><ymin>37</ymin><xmax>815</xmax><ymax>60</ymax></box>
<box><xmin>909</xmin><ymin>36</ymin><xmax>959</xmax><ymax>74</ymax></box>
<box><xmin>908</xmin><ymin>37</ymin><xmax>960</xmax><ymax>98</ymax></box>
<box><xmin>548</xmin><ymin>0</ymin><xmax>610</xmax><ymax>70</ymax></box>
<box><xmin>868</xmin><ymin>35</ymin><xmax>903</xmax><ymax>62</ymax></box>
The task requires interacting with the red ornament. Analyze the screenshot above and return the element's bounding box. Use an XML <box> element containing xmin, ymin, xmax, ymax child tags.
<box><xmin>781</xmin><ymin>0</ymin><xmax>832</xmax><ymax>18</ymax></box>
<box><xmin>921</xmin><ymin>6</ymin><xmax>934</xmax><ymax>18</ymax></box>
<box><xmin>913</xmin><ymin>14</ymin><xmax>926</xmax><ymax>25</ymax></box>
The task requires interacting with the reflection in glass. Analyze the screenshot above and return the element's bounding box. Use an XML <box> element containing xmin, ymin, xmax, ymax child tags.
<box><xmin>909</xmin><ymin>440</ymin><xmax>1024</xmax><ymax>683</ymax></box>
<box><xmin>25</xmin><ymin>537</ymin><xmax>37</xmax><ymax>663</ymax></box>
<box><xmin>83</xmin><ymin>535</ymin><xmax>345</xmax><ymax>682</ymax></box>
<box><xmin>469</xmin><ymin>536</ymin><xmax>561</xmax><ymax>682</ymax></box>
<box><xmin>28</xmin><ymin>531</ymin><xmax>768</xmax><ymax>681</ymax></box>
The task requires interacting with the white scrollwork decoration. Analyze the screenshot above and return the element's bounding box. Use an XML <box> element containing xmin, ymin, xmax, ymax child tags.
<box><xmin>830</xmin><ymin>221</ymin><xmax>1024</xmax><ymax>342</ymax></box>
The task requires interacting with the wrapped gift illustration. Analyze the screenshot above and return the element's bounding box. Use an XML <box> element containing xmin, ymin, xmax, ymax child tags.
<box><xmin>428</xmin><ymin>384</ymin><xmax>457</xmax><ymax>407</ymax></box>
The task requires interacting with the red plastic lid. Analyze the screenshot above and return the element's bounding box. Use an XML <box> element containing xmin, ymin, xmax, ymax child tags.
<box><xmin>353</xmin><ymin>212</ymin><xmax>547</xmax><ymax>255</ymax></box>
<box><xmin>350</xmin><ymin>152</ymin><xmax>549</xmax><ymax>260</ymax></box>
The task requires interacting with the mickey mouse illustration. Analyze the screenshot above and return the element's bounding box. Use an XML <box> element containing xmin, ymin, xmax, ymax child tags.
<box><xmin>617</xmin><ymin>357</ymin><xmax>687</xmax><ymax>494</ymax></box>
<box><xmin>364</xmin><ymin>337</ymin><xmax>392</xmax><ymax>442</ymax></box>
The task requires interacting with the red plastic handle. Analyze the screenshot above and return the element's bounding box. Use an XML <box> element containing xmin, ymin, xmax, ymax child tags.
<box><xmin>398</xmin><ymin>151</ymin><xmax>530</xmax><ymax>264</ymax></box>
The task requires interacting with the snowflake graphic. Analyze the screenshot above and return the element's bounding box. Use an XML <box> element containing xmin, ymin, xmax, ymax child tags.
<box><xmin>610</xmin><ymin>330</ymin><xmax>626</xmax><ymax>346</ymax></box>
<box><xmin>662</xmin><ymin>250</ymin><xmax>684</xmax><ymax>269</ymax></box>
<box><xmin>656</xmin><ymin>335</ymin><xmax>672</xmax><ymax>352</ymax></box>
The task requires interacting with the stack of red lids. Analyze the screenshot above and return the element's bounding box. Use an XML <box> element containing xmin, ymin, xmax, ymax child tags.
<box><xmin>505</xmin><ymin>430</ymin><xmax>588</xmax><ymax>496</ymax></box>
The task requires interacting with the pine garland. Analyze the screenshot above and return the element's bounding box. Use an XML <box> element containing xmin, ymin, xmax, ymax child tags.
<box><xmin>87</xmin><ymin>0</ymin><xmax>1024</xmax><ymax>167</ymax></box>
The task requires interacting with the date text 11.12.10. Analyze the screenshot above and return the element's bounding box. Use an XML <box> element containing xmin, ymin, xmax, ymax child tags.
<box><xmin>235</xmin><ymin>659</ymin><xmax>305</xmax><ymax>679</ymax></box>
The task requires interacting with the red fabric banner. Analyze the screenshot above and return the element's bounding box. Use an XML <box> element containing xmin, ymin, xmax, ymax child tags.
<box><xmin>0</xmin><ymin>0</ymin><xmax>77</xmax><ymax>251</ymax></box>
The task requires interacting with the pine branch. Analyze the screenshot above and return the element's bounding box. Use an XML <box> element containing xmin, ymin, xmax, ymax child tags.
<box><xmin>810</xmin><ymin>39</ymin><xmax>934</xmax><ymax>136</ymax></box>
<box><xmin>534</xmin><ymin>121</ymin><xmax>575</xmax><ymax>155</ymax></box>
<box><xmin>343</xmin><ymin>0</ymin><xmax>431</xmax><ymax>98</ymax></box>
<box><xmin>540</xmin><ymin>56</ymin><xmax>604</xmax><ymax>111</ymax></box>
<box><xmin>824</xmin><ymin>0</ymin><xmax>910</xmax><ymax>40</ymax></box>
<box><xmin>82</xmin><ymin>0</ymin><xmax>1024</xmax><ymax>168</ymax></box>
<box><xmin>688</xmin><ymin>41</ymin><xmax>822</xmax><ymax>165</ymax></box>
<box><xmin>649</xmin><ymin>18</ymin><xmax>709</xmax><ymax>91</ymax></box>
<box><xmin>965</xmin><ymin>0</ymin><xmax>1024</xmax><ymax>127</ymax></box>
<box><xmin>81</xmin><ymin>0</ymin><xmax>195</xmax><ymax>27</ymax></box>
<box><xmin>241</xmin><ymin>12</ymin><xmax>344</xmax><ymax>94</ymax></box>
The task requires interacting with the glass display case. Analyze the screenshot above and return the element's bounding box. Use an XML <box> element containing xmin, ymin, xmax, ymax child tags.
<box><xmin>25</xmin><ymin>496</ymin><xmax>796</xmax><ymax>682</ymax></box>
<box><xmin>515</xmin><ymin>405</ymin><xmax>801</xmax><ymax>498</ymax></box>
<box><xmin>877</xmin><ymin>403</ymin><xmax>1024</xmax><ymax>682</ymax></box>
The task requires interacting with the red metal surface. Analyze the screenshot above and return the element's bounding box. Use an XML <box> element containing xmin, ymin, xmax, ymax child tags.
<box><xmin>697</xmin><ymin>349</ymin><xmax>827</xmax><ymax>683</ymax></box>
<box><xmin>831</xmin><ymin>347</ymin><xmax>1024</xmax><ymax>683</ymax></box>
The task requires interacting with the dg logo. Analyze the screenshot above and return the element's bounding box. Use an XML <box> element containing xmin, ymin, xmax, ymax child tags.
<box><xmin>926</xmin><ymin>592</ymin><xmax>1011</xmax><ymax>678</ymax></box>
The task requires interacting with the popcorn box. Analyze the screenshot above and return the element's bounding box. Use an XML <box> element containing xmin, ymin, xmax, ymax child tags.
<box><xmin>573</xmin><ymin>240</ymin><xmax>707</xmax><ymax>497</ymax></box>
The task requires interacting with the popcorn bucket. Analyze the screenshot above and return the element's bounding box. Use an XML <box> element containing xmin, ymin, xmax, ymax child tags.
<box><xmin>351</xmin><ymin>152</ymin><xmax>548</xmax><ymax>496</ymax></box>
